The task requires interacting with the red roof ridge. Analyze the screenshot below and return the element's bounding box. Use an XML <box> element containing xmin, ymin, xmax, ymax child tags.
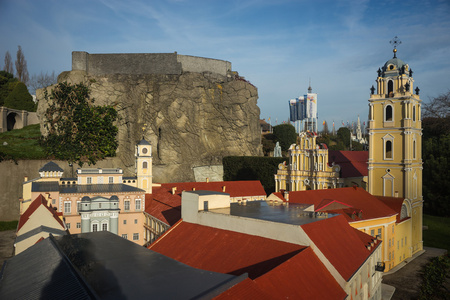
<box><xmin>18</xmin><ymin>194</ymin><xmax>65</xmax><ymax>232</ymax></box>
<box><xmin>148</xmin><ymin>219</ymin><xmax>184</xmax><ymax>248</ymax></box>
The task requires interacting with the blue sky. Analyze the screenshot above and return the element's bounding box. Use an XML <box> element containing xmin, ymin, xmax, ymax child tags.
<box><xmin>1</xmin><ymin>0</ymin><xmax>449</xmax><ymax>130</ymax></box>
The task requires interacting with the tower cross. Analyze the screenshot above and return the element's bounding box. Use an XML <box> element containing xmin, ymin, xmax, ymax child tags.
<box><xmin>390</xmin><ymin>36</ymin><xmax>402</xmax><ymax>58</ymax></box>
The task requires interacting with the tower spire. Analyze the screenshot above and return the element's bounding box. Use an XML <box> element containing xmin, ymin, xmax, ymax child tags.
<box><xmin>308</xmin><ymin>78</ymin><xmax>312</xmax><ymax>93</ymax></box>
<box><xmin>389</xmin><ymin>36</ymin><xmax>402</xmax><ymax>58</ymax></box>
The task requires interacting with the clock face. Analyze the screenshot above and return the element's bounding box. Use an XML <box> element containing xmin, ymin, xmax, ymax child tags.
<box><xmin>142</xmin><ymin>148</ymin><xmax>148</xmax><ymax>154</ymax></box>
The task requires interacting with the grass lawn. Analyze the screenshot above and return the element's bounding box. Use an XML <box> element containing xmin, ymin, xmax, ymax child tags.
<box><xmin>0</xmin><ymin>220</ymin><xmax>18</xmax><ymax>231</ymax></box>
<box><xmin>423</xmin><ymin>214</ymin><xmax>450</xmax><ymax>252</ymax></box>
<box><xmin>0</xmin><ymin>124</ymin><xmax>46</xmax><ymax>160</ymax></box>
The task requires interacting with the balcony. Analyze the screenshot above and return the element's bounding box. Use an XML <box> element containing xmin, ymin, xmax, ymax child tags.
<box><xmin>375</xmin><ymin>262</ymin><xmax>385</xmax><ymax>272</ymax></box>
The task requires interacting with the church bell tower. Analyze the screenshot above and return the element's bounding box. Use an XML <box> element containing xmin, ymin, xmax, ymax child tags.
<box><xmin>136</xmin><ymin>126</ymin><xmax>153</xmax><ymax>194</ymax></box>
<box><xmin>368</xmin><ymin>37</ymin><xmax>423</xmax><ymax>253</ymax></box>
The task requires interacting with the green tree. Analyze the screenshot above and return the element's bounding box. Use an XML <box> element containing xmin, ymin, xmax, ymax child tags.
<box><xmin>4</xmin><ymin>82</ymin><xmax>36</xmax><ymax>111</ymax></box>
<box><xmin>273</xmin><ymin>123</ymin><xmax>297</xmax><ymax>152</ymax></box>
<box><xmin>337</xmin><ymin>127</ymin><xmax>350</xmax><ymax>146</ymax></box>
<box><xmin>422</xmin><ymin>92</ymin><xmax>450</xmax><ymax>216</ymax></box>
<box><xmin>0</xmin><ymin>71</ymin><xmax>18</xmax><ymax>106</ymax></box>
<box><xmin>41</xmin><ymin>82</ymin><xmax>118</xmax><ymax>166</ymax></box>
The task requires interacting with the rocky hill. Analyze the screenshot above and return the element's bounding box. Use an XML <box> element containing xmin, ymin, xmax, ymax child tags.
<box><xmin>36</xmin><ymin>67</ymin><xmax>262</xmax><ymax>183</ymax></box>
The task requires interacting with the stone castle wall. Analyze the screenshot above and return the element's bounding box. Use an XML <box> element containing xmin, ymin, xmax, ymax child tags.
<box><xmin>72</xmin><ymin>51</ymin><xmax>232</xmax><ymax>77</ymax></box>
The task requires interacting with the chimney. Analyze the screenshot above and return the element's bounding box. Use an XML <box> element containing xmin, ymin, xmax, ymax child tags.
<box><xmin>47</xmin><ymin>197</ymin><xmax>52</xmax><ymax>206</ymax></box>
<box><xmin>222</xmin><ymin>186</ymin><xmax>226</xmax><ymax>192</ymax></box>
<box><xmin>206</xmin><ymin>178</ymin><xmax>209</xmax><ymax>183</ymax></box>
<box><xmin>394</xmin><ymin>191</ymin><xmax>399</xmax><ymax>197</ymax></box>
<box><xmin>172</xmin><ymin>187</ymin><xmax>177</xmax><ymax>195</ymax></box>
<box><xmin>24</xmin><ymin>176</ymin><xmax>28</xmax><ymax>182</ymax></box>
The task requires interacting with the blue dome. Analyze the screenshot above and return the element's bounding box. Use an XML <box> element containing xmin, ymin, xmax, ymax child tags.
<box><xmin>382</xmin><ymin>57</ymin><xmax>407</xmax><ymax>73</ymax></box>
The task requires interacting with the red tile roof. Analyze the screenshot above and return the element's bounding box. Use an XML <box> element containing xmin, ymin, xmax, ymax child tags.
<box><xmin>329</xmin><ymin>150</ymin><xmax>368</xmax><ymax>177</ymax></box>
<box><xmin>213</xmin><ymin>278</ymin><xmax>272</xmax><ymax>300</ymax></box>
<box><xmin>375</xmin><ymin>196</ymin><xmax>409</xmax><ymax>223</ymax></box>
<box><xmin>302</xmin><ymin>215</ymin><xmax>380</xmax><ymax>281</ymax></box>
<box><xmin>18</xmin><ymin>194</ymin><xmax>65</xmax><ymax>231</ymax></box>
<box><xmin>145</xmin><ymin>181</ymin><xmax>266</xmax><ymax>225</ymax></box>
<box><xmin>254</xmin><ymin>247</ymin><xmax>347</xmax><ymax>300</ymax></box>
<box><xmin>276</xmin><ymin>187</ymin><xmax>397</xmax><ymax>222</ymax></box>
<box><xmin>149</xmin><ymin>221</ymin><xmax>306</xmax><ymax>279</ymax></box>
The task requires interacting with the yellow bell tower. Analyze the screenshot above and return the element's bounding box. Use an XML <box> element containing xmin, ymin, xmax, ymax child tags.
<box><xmin>368</xmin><ymin>37</ymin><xmax>423</xmax><ymax>254</ymax></box>
<box><xmin>136</xmin><ymin>125</ymin><xmax>153</xmax><ymax>194</ymax></box>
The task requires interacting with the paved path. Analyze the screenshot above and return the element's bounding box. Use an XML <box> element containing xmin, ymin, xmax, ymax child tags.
<box><xmin>382</xmin><ymin>247</ymin><xmax>448</xmax><ymax>300</ymax></box>
<box><xmin>0</xmin><ymin>230</ymin><xmax>15</xmax><ymax>267</ymax></box>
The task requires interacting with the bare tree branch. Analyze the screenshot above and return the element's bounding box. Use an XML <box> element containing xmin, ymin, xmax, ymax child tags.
<box><xmin>28</xmin><ymin>71</ymin><xmax>57</xmax><ymax>95</ymax></box>
<box><xmin>15</xmin><ymin>46</ymin><xmax>29</xmax><ymax>85</ymax></box>
<box><xmin>423</xmin><ymin>91</ymin><xmax>450</xmax><ymax>119</ymax></box>
<box><xmin>3</xmin><ymin>51</ymin><xmax>14</xmax><ymax>74</ymax></box>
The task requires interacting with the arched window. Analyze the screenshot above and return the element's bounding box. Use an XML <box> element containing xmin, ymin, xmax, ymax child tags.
<box><xmin>143</xmin><ymin>161</ymin><xmax>148</xmax><ymax>169</ymax></box>
<box><xmin>400</xmin><ymin>204</ymin><xmax>408</xmax><ymax>219</ymax></box>
<box><xmin>413</xmin><ymin>140</ymin><xmax>416</xmax><ymax>159</ymax></box>
<box><xmin>385</xmin><ymin>105</ymin><xmax>393</xmax><ymax>122</ymax></box>
<box><xmin>388</xmin><ymin>80</ymin><xmax>394</xmax><ymax>96</ymax></box>
<box><xmin>385</xmin><ymin>140</ymin><xmax>393</xmax><ymax>159</ymax></box>
<box><xmin>413</xmin><ymin>106</ymin><xmax>416</xmax><ymax>121</ymax></box>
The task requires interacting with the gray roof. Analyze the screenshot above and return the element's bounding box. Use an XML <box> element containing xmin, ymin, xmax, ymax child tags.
<box><xmin>32</xmin><ymin>181</ymin><xmax>60</xmax><ymax>193</ymax></box>
<box><xmin>60</xmin><ymin>183</ymin><xmax>144</xmax><ymax>194</ymax></box>
<box><xmin>54</xmin><ymin>232</ymin><xmax>242</xmax><ymax>299</ymax></box>
<box><xmin>0</xmin><ymin>236</ymin><xmax>97</xmax><ymax>299</ymax></box>
<box><xmin>15</xmin><ymin>225</ymin><xmax>67</xmax><ymax>243</ymax></box>
<box><xmin>39</xmin><ymin>161</ymin><xmax>64</xmax><ymax>172</ymax></box>
<box><xmin>138</xmin><ymin>138</ymin><xmax>151</xmax><ymax>145</ymax></box>
<box><xmin>1</xmin><ymin>232</ymin><xmax>243</xmax><ymax>299</ymax></box>
<box><xmin>211</xmin><ymin>200</ymin><xmax>337</xmax><ymax>226</ymax></box>
<box><xmin>31</xmin><ymin>182</ymin><xmax>145</xmax><ymax>195</ymax></box>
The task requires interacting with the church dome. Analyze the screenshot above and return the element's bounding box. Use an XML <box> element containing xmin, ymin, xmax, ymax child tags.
<box><xmin>382</xmin><ymin>57</ymin><xmax>407</xmax><ymax>73</ymax></box>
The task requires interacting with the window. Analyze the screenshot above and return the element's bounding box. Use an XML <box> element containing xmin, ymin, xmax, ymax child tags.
<box><xmin>413</xmin><ymin>140</ymin><xmax>416</xmax><ymax>159</ymax></box>
<box><xmin>389</xmin><ymin>239</ymin><xmax>391</xmax><ymax>248</ymax></box>
<box><xmin>123</xmin><ymin>220</ymin><xmax>127</xmax><ymax>225</ymax></box>
<box><xmin>66</xmin><ymin>223</ymin><xmax>71</xmax><ymax>229</ymax></box>
<box><xmin>87</xmin><ymin>177</ymin><xmax>92</xmax><ymax>184</ymax></box>
<box><xmin>143</xmin><ymin>161</ymin><xmax>148</xmax><ymax>169</ymax></box>
<box><xmin>413</xmin><ymin>106</ymin><xmax>416</xmax><ymax>121</ymax></box>
<box><xmin>124</xmin><ymin>201</ymin><xmax>130</xmax><ymax>211</ymax></box>
<box><xmin>64</xmin><ymin>202</ymin><xmax>71</xmax><ymax>214</ymax></box>
<box><xmin>77</xmin><ymin>201</ymin><xmax>81</xmax><ymax>212</ymax></box>
<box><xmin>142</xmin><ymin>147</ymin><xmax>148</xmax><ymax>154</ymax></box>
<box><xmin>109</xmin><ymin>176</ymin><xmax>114</xmax><ymax>183</ymax></box>
<box><xmin>401</xmin><ymin>238</ymin><xmax>403</xmax><ymax>247</ymax></box>
<box><xmin>134</xmin><ymin>219</ymin><xmax>138</xmax><ymax>224</ymax></box>
<box><xmin>77</xmin><ymin>222</ymin><xmax>81</xmax><ymax>229</ymax></box>
<box><xmin>92</xmin><ymin>223</ymin><xmax>98</xmax><ymax>232</ymax></box>
<box><xmin>122</xmin><ymin>234</ymin><xmax>128</xmax><ymax>239</ymax></box>
<box><xmin>392</xmin><ymin>225</ymin><xmax>395</xmax><ymax>234</ymax></box>
<box><xmin>385</xmin><ymin>105</ymin><xmax>393</xmax><ymax>121</ymax></box>
<box><xmin>370</xmin><ymin>229</ymin><xmax>375</xmax><ymax>237</ymax></box>
<box><xmin>385</xmin><ymin>140</ymin><xmax>393</xmax><ymax>159</ymax></box>
<box><xmin>387</xmin><ymin>80</ymin><xmax>393</xmax><ymax>96</ymax></box>
<box><xmin>98</xmin><ymin>176</ymin><xmax>103</xmax><ymax>184</ymax></box>
<box><xmin>102</xmin><ymin>223</ymin><xmax>108</xmax><ymax>231</ymax></box>
<box><xmin>135</xmin><ymin>199</ymin><xmax>141</xmax><ymax>211</ymax></box>
<box><xmin>405</xmin><ymin>237</ymin><xmax>407</xmax><ymax>245</ymax></box>
<box><xmin>99</xmin><ymin>203</ymin><xmax>102</xmax><ymax>209</ymax></box>
<box><xmin>52</xmin><ymin>198</ymin><xmax>56</xmax><ymax>205</ymax></box>
<box><xmin>377</xmin><ymin>228</ymin><xmax>382</xmax><ymax>238</ymax></box>
<box><xmin>133</xmin><ymin>233</ymin><xmax>139</xmax><ymax>241</ymax></box>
